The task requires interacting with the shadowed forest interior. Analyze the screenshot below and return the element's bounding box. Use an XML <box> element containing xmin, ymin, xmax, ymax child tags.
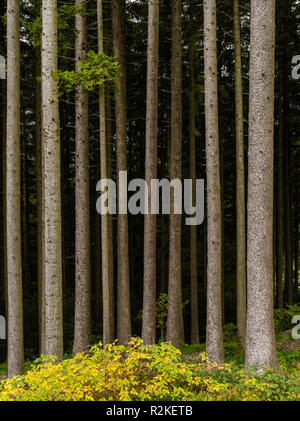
<box><xmin>0</xmin><ymin>0</ymin><xmax>299</xmax><ymax>396</ymax></box>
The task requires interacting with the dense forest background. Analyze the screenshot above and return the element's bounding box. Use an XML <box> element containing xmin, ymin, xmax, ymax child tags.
<box><xmin>0</xmin><ymin>0</ymin><xmax>299</xmax><ymax>367</ymax></box>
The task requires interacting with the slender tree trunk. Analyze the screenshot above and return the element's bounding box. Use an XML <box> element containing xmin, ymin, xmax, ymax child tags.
<box><xmin>294</xmin><ymin>184</ymin><xmax>299</xmax><ymax>302</ymax></box>
<box><xmin>203</xmin><ymin>0</ymin><xmax>224</xmax><ymax>365</ymax></box>
<box><xmin>166</xmin><ymin>0</ymin><xmax>182</xmax><ymax>349</ymax></box>
<box><xmin>94</xmin><ymin>150</ymin><xmax>102</xmax><ymax>326</ymax></box>
<box><xmin>112</xmin><ymin>0</ymin><xmax>131</xmax><ymax>345</ymax></box>
<box><xmin>61</xmin><ymin>108</ymin><xmax>68</xmax><ymax>292</ymax></box>
<box><xmin>6</xmin><ymin>0</ymin><xmax>24</xmax><ymax>377</ymax></box>
<box><xmin>189</xmin><ymin>38</ymin><xmax>199</xmax><ymax>345</ymax></box>
<box><xmin>105</xmin><ymin>89</ymin><xmax>115</xmax><ymax>340</ymax></box>
<box><xmin>42</xmin><ymin>0</ymin><xmax>63</xmax><ymax>360</ymax></box>
<box><xmin>220</xmin><ymin>134</ymin><xmax>225</xmax><ymax>325</ymax></box>
<box><xmin>1</xmin><ymin>71</ymin><xmax>7</xmax><ymax>348</ymax></box>
<box><xmin>234</xmin><ymin>0</ymin><xmax>246</xmax><ymax>346</ymax></box>
<box><xmin>159</xmin><ymin>215</ymin><xmax>167</xmax><ymax>294</ymax></box>
<box><xmin>73</xmin><ymin>0</ymin><xmax>91</xmax><ymax>354</ymax></box>
<box><xmin>276</xmin><ymin>48</ymin><xmax>284</xmax><ymax>309</ymax></box>
<box><xmin>142</xmin><ymin>0</ymin><xmax>159</xmax><ymax>345</ymax></box>
<box><xmin>245</xmin><ymin>0</ymin><xmax>278</xmax><ymax>372</ymax></box>
<box><xmin>21</xmin><ymin>125</ymin><xmax>30</xmax><ymax>296</ymax></box>
<box><xmin>216</xmin><ymin>34</ymin><xmax>225</xmax><ymax>326</ymax></box>
<box><xmin>98</xmin><ymin>0</ymin><xmax>112</xmax><ymax>345</ymax></box>
<box><xmin>35</xmin><ymin>46</ymin><xmax>45</xmax><ymax>354</ymax></box>
<box><xmin>284</xmin><ymin>130</ymin><xmax>293</xmax><ymax>305</ymax></box>
<box><xmin>203</xmin><ymin>222</ymin><xmax>207</xmax><ymax>293</ymax></box>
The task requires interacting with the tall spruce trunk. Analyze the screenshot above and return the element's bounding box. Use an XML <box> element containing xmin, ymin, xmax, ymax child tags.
<box><xmin>166</xmin><ymin>0</ymin><xmax>183</xmax><ymax>349</ymax></box>
<box><xmin>105</xmin><ymin>89</ymin><xmax>115</xmax><ymax>340</ymax></box>
<box><xmin>42</xmin><ymin>0</ymin><xmax>63</xmax><ymax>360</ymax></box>
<box><xmin>234</xmin><ymin>0</ymin><xmax>246</xmax><ymax>346</ymax></box>
<box><xmin>112</xmin><ymin>0</ymin><xmax>131</xmax><ymax>345</ymax></box>
<box><xmin>1</xmin><ymin>76</ymin><xmax>7</xmax><ymax>333</ymax></box>
<box><xmin>245</xmin><ymin>0</ymin><xmax>278</xmax><ymax>372</ymax></box>
<box><xmin>276</xmin><ymin>38</ymin><xmax>284</xmax><ymax>309</ymax></box>
<box><xmin>73</xmin><ymin>0</ymin><xmax>91</xmax><ymax>354</ymax></box>
<box><xmin>189</xmin><ymin>37</ymin><xmax>199</xmax><ymax>345</ymax></box>
<box><xmin>142</xmin><ymin>0</ymin><xmax>159</xmax><ymax>345</ymax></box>
<box><xmin>284</xmin><ymin>128</ymin><xmax>293</xmax><ymax>305</ymax></box>
<box><xmin>6</xmin><ymin>0</ymin><xmax>24</xmax><ymax>377</ymax></box>
<box><xmin>98</xmin><ymin>0</ymin><xmax>112</xmax><ymax>345</ymax></box>
<box><xmin>203</xmin><ymin>0</ymin><xmax>224</xmax><ymax>365</ymax></box>
<box><xmin>294</xmin><ymin>185</ymin><xmax>299</xmax><ymax>302</ymax></box>
<box><xmin>35</xmin><ymin>46</ymin><xmax>45</xmax><ymax>354</ymax></box>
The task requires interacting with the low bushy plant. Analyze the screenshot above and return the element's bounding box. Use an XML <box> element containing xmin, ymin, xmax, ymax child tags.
<box><xmin>0</xmin><ymin>338</ymin><xmax>298</xmax><ymax>401</ymax></box>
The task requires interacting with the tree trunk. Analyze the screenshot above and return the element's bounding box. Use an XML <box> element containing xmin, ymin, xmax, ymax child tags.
<box><xmin>1</xmin><ymin>66</ymin><xmax>7</xmax><ymax>352</ymax></box>
<box><xmin>35</xmin><ymin>46</ymin><xmax>45</xmax><ymax>355</ymax></box>
<box><xmin>98</xmin><ymin>0</ymin><xmax>112</xmax><ymax>345</ymax></box>
<box><xmin>203</xmin><ymin>0</ymin><xmax>224</xmax><ymax>365</ymax></box>
<box><xmin>94</xmin><ymin>152</ymin><xmax>102</xmax><ymax>327</ymax></box>
<box><xmin>105</xmin><ymin>89</ymin><xmax>115</xmax><ymax>341</ymax></box>
<box><xmin>284</xmin><ymin>124</ymin><xmax>293</xmax><ymax>305</ymax></box>
<box><xmin>276</xmin><ymin>40</ymin><xmax>284</xmax><ymax>309</ymax></box>
<box><xmin>112</xmin><ymin>0</ymin><xmax>131</xmax><ymax>345</ymax></box>
<box><xmin>294</xmin><ymin>184</ymin><xmax>299</xmax><ymax>302</ymax></box>
<box><xmin>245</xmin><ymin>0</ymin><xmax>278</xmax><ymax>372</ymax></box>
<box><xmin>73</xmin><ymin>0</ymin><xmax>91</xmax><ymax>354</ymax></box>
<box><xmin>21</xmin><ymin>123</ymin><xmax>30</xmax><ymax>296</ymax></box>
<box><xmin>166</xmin><ymin>0</ymin><xmax>182</xmax><ymax>349</ymax></box>
<box><xmin>6</xmin><ymin>0</ymin><xmax>24</xmax><ymax>377</ymax></box>
<box><xmin>189</xmin><ymin>36</ymin><xmax>199</xmax><ymax>345</ymax></box>
<box><xmin>142</xmin><ymin>0</ymin><xmax>159</xmax><ymax>345</ymax></box>
<box><xmin>42</xmin><ymin>0</ymin><xmax>63</xmax><ymax>360</ymax></box>
<box><xmin>234</xmin><ymin>0</ymin><xmax>247</xmax><ymax>346</ymax></box>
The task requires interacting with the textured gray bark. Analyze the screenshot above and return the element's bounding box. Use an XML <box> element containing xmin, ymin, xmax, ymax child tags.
<box><xmin>73</xmin><ymin>0</ymin><xmax>91</xmax><ymax>354</ymax></box>
<box><xmin>234</xmin><ymin>0</ymin><xmax>247</xmax><ymax>347</ymax></box>
<box><xmin>42</xmin><ymin>0</ymin><xmax>63</xmax><ymax>360</ymax></box>
<box><xmin>35</xmin><ymin>46</ymin><xmax>45</xmax><ymax>355</ymax></box>
<box><xmin>112</xmin><ymin>0</ymin><xmax>132</xmax><ymax>345</ymax></box>
<box><xmin>98</xmin><ymin>0</ymin><xmax>112</xmax><ymax>345</ymax></box>
<box><xmin>1</xmin><ymin>70</ymin><xmax>7</xmax><ymax>351</ymax></box>
<box><xmin>245</xmin><ymin>0</ymin><xmax>279</xmax><ymax>372</ymax></box>
<box><xmin>189</xmin><ymin>39</ymin><xmax>199</xmax><ymax>345</ymax></box>
<box><xmin>6</xmin><ymin>0</ymin><xmax>24</xmax><ymax>377</ymax></box>
<box><xmin>284</xmin><ymin>134</ymin><xmax>293</xmax><ymax>305</ymax></box>
<box><xmin>142</xmin><ymin>0</ymin><xmax>159</xmax><ymax>345</ymax></box>
<box><xmin>94</xmin><ymin>155</ymin><xmax>102</xmax><ymax>326</ymax></box>
<box><xmin>105</xmin><ymin>90</ymin><xmax>115</xmax><ymax>340</ymax></box>
<box><xmin>203</xmin><ymin>0</ymin><xmax>224</xmax><ymax>365</ymax></box>
<box><xmin>276</xmin><ymin>45</ymin><xmax>284</xmax><ymax>309</ymax></box>
<box><xmin>294</xmin><ymin>195</ymin><xmax>299</xmax><ymax>302</ymax></box>
<box><xmin>21</xmin><ymin>137</ymin><xmax>30</xmax><ymax>295</ymax></box>
<box><xmin>166</xmin><ymin>0</ymin><xmax>182</xmax><ymax>349</ymax></box>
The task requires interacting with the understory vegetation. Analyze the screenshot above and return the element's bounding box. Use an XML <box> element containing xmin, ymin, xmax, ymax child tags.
<box><xmin>1</xmin><ymin>304</ymin><xmax>300</xmax><ymax>401</ymax></box>
<box><xmin>0</xmin><ymin>333</ymin><xmax>299</xmax><ymax>402</ymax></box>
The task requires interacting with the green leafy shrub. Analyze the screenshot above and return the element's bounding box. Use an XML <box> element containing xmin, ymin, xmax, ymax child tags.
<box><xmin>0</xmin><ymin>339</ymin><xmax>211</xmax><ymax>401</ymax></box>
<box><xmin>277</xmin><ymin>349</ymin><xmax>300</xmax><ymax>372</ymax></box>
<box><xmin>156</xmin><ymin>293</ymin><xmax>168</xmax><ymax>341</ymax></box>
<box><xmin>55</xmin><ymin>51</ymin><xmax>120</xmax><ymax>95</ymax></box>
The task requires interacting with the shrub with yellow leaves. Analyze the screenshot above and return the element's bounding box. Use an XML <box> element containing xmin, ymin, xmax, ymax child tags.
<box><xmin>0</xmin><ymin>338</ymin><xmax>298</xmax><ymax>401</ymax></box>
